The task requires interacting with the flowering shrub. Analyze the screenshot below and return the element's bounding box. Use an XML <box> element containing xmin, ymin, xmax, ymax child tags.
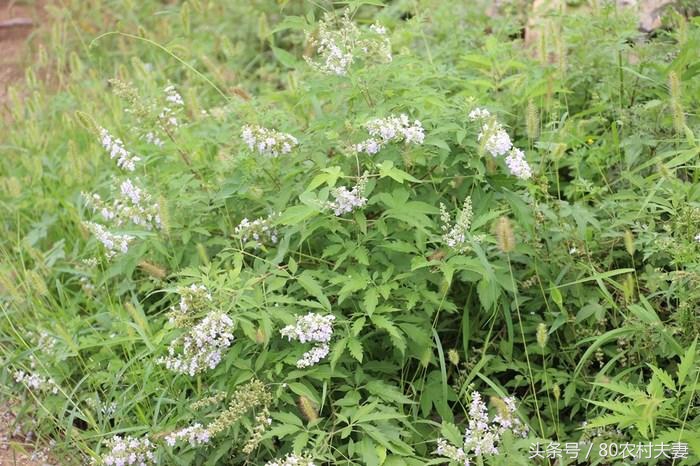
<box><xmin>1</xmin><ymin>1</ymin><xmax>700</xmax><ymax>465</ymax></box>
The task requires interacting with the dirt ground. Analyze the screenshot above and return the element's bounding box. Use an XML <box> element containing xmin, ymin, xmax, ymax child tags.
<box><xmin>0</xmin><ymin>0</ymin><xmax>42</xmax><ymax>104</ymax></box>
<box><xmin>0</xmin><ymin>401</ymin><xmax>55</xmax><ymax>466</ymax></box>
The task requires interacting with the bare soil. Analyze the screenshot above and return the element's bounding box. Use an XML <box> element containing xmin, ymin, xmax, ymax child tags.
<box><xmin>0</xmin><ymin>0</ymin><xmax>42</xmax><ymax>104</ymax></box>
<box><xmin>0</xmin><ymin>401</ymin><xmax>55</xmax><ymax>466</ymax></box>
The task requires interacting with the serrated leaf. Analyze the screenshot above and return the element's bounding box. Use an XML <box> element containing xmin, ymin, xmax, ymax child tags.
<box><xmin>440</xmin><ymin>422</ymin><xmax>463</xmax><ymax>445</ymax></box>
<box><xmin>363</xmin><ymin>289</ymin><xmax>379</xmax><ymax>315</ymax></box>
<box><xmin>330</xmin><ymin>337</ymin><xmax>348</xmax><ymax>370</ymax></box>
<box><xmin>678</xmin><ymin>338</ymin><xmax>697</xmax><ymax>387</ymax></box>
<box><xmin>370</xmin><ymin>314</ymin><xmax>406</xmax><ymax>354</ymax></box>
<box><xmin>265</xmin><ymin>423</ymin><xmax>301</xmax><ymax>439</ymax></box>
<box><xmin>292</xmin><ymin>431</ymin><xmax>309</xmax><ymax>452</ymax></box>
<box><xmin>352</xmin><ymin>317</ymin><xmax>366</xmax><ymax>336</ymax></box>
<box><xmin>348</xmin><ymin>337</ymin><xmax>363</xmax><ymax>362</ymax></box>
<box><xmin>365</xmin><ymin>380</ymin><xmax>412</xmax><ymax>404</ymax></box>
<box><xmin>648</xmin><ymin>365</ymin><xmax>677</xmax><ymax>392</ymax></box>
<box><xmin>296</xmin><ymin>272</ymin><xmax>331</xmax><ymax>310</ymax></box>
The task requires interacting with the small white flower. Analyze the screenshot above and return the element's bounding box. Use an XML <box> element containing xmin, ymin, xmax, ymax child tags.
<box><xmin>478</xmin><ymin>121</ymin><xmax>512</xmax><ymax>157</ymax></box>
<box><xmin>281</xmin><ymin>313</ymin><xmax>335</xmax><ymax>344</ymax></box>
<box><xmin>164</xmin><ymin>423</ymin><xmax>210</xmax><ymax>447</ymax></box>
<box><xmin>434</xmin><ymin>391</ymin><xmax>528</xmax><ymax>465</ymax></box>
<box><xmin>304</xmin><ymin>10</ymin><xmax>391</xmax><ymax>76</ymax></box>
<box><xmin>143</xmin><ymin>132</ymin><xmax>164</xmax><ymax>147</ymax></box>
<box><xmin>296</xmin><ymin>344</ymin><xmax>330</xmax><ymax>368</ymax></box>
<box><xmin>99</xmin><ymin>127</ymin><xmax>141</xmax><ymax>171</ymax></box>
<box><xmin>83</xmin><ymin>179</ymin><xmax>162</xmax><ymax>230</ymax></box>
<box><xmin>326</xmin><ymin>173</ymin><xmax>369</xmax><ymax>216</ymax></box>
<box><xmin>504</xmin><ymin>147</ymin><xmax>532</xmax><ymax>180</ymax></box>
<box><xmin>97</xmin><ymin>435</ymin><xmax>156</xmax><ymax>466</ymax></box>
<box><xmin>164</xmin><ymin>85</ymin><xmax>184</xmax><ymax>107</ymax></box>
<box><xmin>240</xmin><ymin>125</ymin><xmax>298</xmax><ymax>158</ymax></box>
<box><xmin>84</xmin><ymin>222</ymin><xmax>135</xmax><ymax>259</ymax></box>
<box><xmin>468</xmin><ymin>107</ymin><xmax>491</xmax><ymax>121</ymax></box>
<box><xmin>264</xmin><ymin>453</ymin><xmax>316</xmax><ymax>466</ymax></box>
<box><xmin>281</xmin><ymin>313</ymin><xmax>335</xmax><ymax>368</ymax></box>
<box><xmin>158</xmin><ymin>312</ymin><xmax>234</xmax><ymax>376</ymax></box>
<box><xmin>440</xmin><ymin>197</ymin><xmax>476</xmax><ymax>253</ymax></box>
<box><xmin>355</xmin><ymin>114</ymin><xmax>425</xmax><ymax>155</ymax></box>
<box><xmin>13</xmin><ymin>370</ymin><xmax>58</xmax><ymax>394</ymax></box>
<box><xmin>235</xmin><ymin>213</ymin><xmax>279</xmax><ymax>248</ymax></box>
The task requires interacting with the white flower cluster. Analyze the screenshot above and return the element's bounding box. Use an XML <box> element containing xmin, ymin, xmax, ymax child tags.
<box><xmin>435</xmin><ymin>438</ymin><xmax>467</xmax><ymax>465</ymax></box>
<box><xmin>83</xmin><ymin>179</ymin><xmax>162</xmax><ymax>230</ymax></box>
<box><xmin>88</xmin><ymin>125</ymin><xmax>162</xmax><ymax>259</ymax></box>
<box><xmin>694</xmin><ymin>233</ymin><xmax>700</xmax><ymax>243</ymax></box>
<box><xmin>440</xmin><ymin>197</ymin><xmax>475</xmax><ymax>253</ymax></box>
<box><xmin>468</xmin><ymin>108</ymin><xmax>491</xmax><ymax>120</ymax></box>
<box><xmin>478</xmin><ymin>121</ymin><xmax>512</xmax><ymax>158</ymax></box>
<box><xmin>296</xmin><ymin>344</ymin><xmax>331</xmax><ymax>369</ymax></box>
<box><xmin>158</xmin><ymin>84</ymin><xmax>185</xmax><ymax>130</ymax></box>
<box><xmin>164</xmin><ymin>423</ymin><xmax>211</xmax><ymax>447</ymax></box>
<box><xmin>355</xmin><ymin>114</ymin><xmax>425</xmax><ymax>155</ymax></box>
<box><xmin>102</xmin><ymin>402</ymin><xmax>118</xmax><ymax>417</ymax></box>
<box><xmin>13</xmin><ymin>370</ymin><xmax>58</xmax><ymax>394</ymax></box>
<box><xmin>469</xmin><ymin>108</ymin><xmax>533</xmax><ymax>180</ymax></box>
<box><xmin>95</xmin><ymin>435</ymin><xmax>156</xmax><ymax>466</ymax></box>
<box><xmin>167</xmin><ymin>284</ymin><xmax>212</xmax><ymax>326</ymax></box>
<box><xmin>34</xmin><ymin>330</ymin><xmax>57</xmax><ymax>353</ymax></box>
<box><xmin>326</xmin><ymin>173</ymin><xmax>369</xmax><ymax>216</ymax></box>
<box><xmin>504</xmin><ymin>148</ymin><xmax>532</xmax><ymax>180</ymax></box>
<box><xmin>99</xmin><ymin>127</ymin><xmax>141</xmax><ymax>172</ymax></box>
<box><xmin>80</xmin><ymin>276</ymin><xmax>95</xmax><ymax>295</ymax></box>
<box><xmin>86</xmin><ymin>398</ymin><xmax>117</xmax><ymax>417</ymax></box>
<box><xmin>241</xmin><ymin>125</ymin><xmax>298</xmax><ymax>158</ymax></box>
<box><xmin>434</xmin><ymin>392</ymin><xmax>528</xmax><ymax>465</ymax></box>
<box><xmin>84</xmin><ymin>222</ymin><xmax>135</xmax><ymax>259</ymax></box>
<box><xmin>264</xmin><ymin>453</ymin><xmax>316</xmax><ymax>466</ymax></box>
<box><xmin>158</xmin><ymin>312</ymin><xmax>234</xmax><ymax>376</ymax></box>
<box><xmin>280</xmin><ymin>312</ymin><xmax>335</xmax><ymax>368</ymax></box>
<box><xmin>143</xmin><ymin>131</ymin><xmax>164</xmax><ymax>148</ymax></box>
<box><xmin>305</xmin><ymin>9</ymin><xmax>391</xmax><ymax>76</ymax></box>
<box><xmin>164</xmin><ymin>85</ymin><xmax>184</xmax><ymax>107</ymax></box>
<box><xmin>234</xmin><ymin>214</ymin><xmax>279</xmax><ymax>248</ymax></box>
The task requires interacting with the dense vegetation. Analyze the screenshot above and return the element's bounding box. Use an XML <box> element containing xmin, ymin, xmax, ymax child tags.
<box><xmin>1</xmin><ymin>1</ymin><xmax>699</xmax><ymax>465</ymax></box>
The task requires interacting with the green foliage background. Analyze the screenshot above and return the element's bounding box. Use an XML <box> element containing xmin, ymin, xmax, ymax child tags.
<box><xmin>1</xmin><ymin>0</ymin><xmax>699</xmax><ymax>464</ymax></box>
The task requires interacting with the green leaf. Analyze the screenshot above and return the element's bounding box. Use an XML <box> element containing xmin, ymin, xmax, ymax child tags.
<box><xmin>377</xmin><ymin>160</ymin><xmax>419</xmax><ymax>184</ymax></box>
<box><xmin>365</xmin><ymin>380</ymin><xmax>413</xmax><ymax>404</ymax></box>
<box><xmin>296</xmin><ymin>272</ymin><xmax>331</xmax><ymax>310</ymax></box>
<box><xmin>352</xmin><ymin>317</ymin><xmax>366</xmax><ymax>336</ymax></box>
<box><xmin>677</xmin><ymin>338</ymin><xmax>697</xmax><ymax>387</ymax></box>
<box><xmin>330</xmin><ymin>337</ymin><xmax>348</xmax><ymax>370</ymax></box>
<box><xmin>363</xmin><ymin>288</ymin><xmax>379</xmax><ymax>315</ymax></box>
<box><xmin>288</xmin><ymin>382</ymin><xmax>319</xmax><ymax>405</ymax></box>
<box><xmin>338</xmin><ymin>273</ymin><xmax>368</xmax><ymax>304</ymax></box>
<box><xmin>348</xmin><ymin>337</ymin><xmax>363</xmax><ymax>362</ymax></box>
<box><xmin>648</xmin><ymin>365</ymin><xmax>677</xmax><ymax>392</ymax></box>
<box><xmin>306</xmin><ymin>166</ymin><xmax>343</xmax><ymax>191</ymax></box>
<box><xmin>440</xmin><ymin>422</ymin><xmax>463</xmax><ymax>446</ymax></box>
<box><xmin>272</xmin><ymin>46</ymin><xmax>298</xmax><ymax>68</ymax></box>
<box><xmin>278</xmin><ymin>204</ymin><xmax>318</xmax><ymax>225</ymax></box>
<box><xmin>370</xmin><ymin>314</ymin><xmax>406</xmax><ymax>354</ymax></box>
<box><xmin>265</xmin><ymin>423</ymin><xmax>301</xmax><ymax>439</ymax></box>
